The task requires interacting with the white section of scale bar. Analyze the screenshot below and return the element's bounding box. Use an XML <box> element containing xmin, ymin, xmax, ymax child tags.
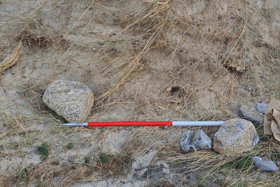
<box><xmin>172</xmin><ymin>121</ymin><xmax>224</xmax><ymax>126</ymax></box>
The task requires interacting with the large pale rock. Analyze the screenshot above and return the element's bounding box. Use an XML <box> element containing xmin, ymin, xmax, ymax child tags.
<box><xmin>213</xmin><ymin>118</ymin><xmax>259</xmax><ymax>154</ymax></box>
<box><xmin>180</xmin><ymin>129</ymin><xmax>211</xmax><ymax>152</ymax></box>
<box><xmin>43</xmin><ymin>80</ymin><xmax>94</xmax><ymax>122</ymax></box>
<box><xmin>239</xmin><ymin>103</ymin><xmax>264</xmax><ymax>127</ymax></box>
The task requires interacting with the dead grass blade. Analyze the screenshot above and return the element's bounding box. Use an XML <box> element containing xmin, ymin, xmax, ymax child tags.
<box><xmin>0</xmin><ymin>42</ymin><xmax>22</xmax><ymax>74</ymax></box>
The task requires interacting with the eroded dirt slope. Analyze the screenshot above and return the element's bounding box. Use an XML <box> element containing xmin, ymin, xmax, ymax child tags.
<box><xmin>1</xmin><ymin>0</ymin><xmax>280</xmax><ymax>186</ymax></box>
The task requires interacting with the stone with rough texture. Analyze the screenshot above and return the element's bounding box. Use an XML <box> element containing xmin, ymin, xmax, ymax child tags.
<box><xmin>254</xmin><ymin>103</ymin><xmax>268</xmax><ymax>114</ymax></box>
<box><xmin>131</xmin><ymin>150</ymin><xmax>157</xmax><ymax>170</ymax></box>
<box><xmin>43</xmin><ymin>80</ymin><xmax>94</xmax><ymax>122</ymax></box>
<box><xmin>71</xmin><ymin>180</ymin><xmax>147</xmax><ymax>187</ymax></box>
<box><xmin>239</xmin><ymin>103</ymin><xmax>264</xmax><ymax>127</ymax></box>
<box><xmin>252</xmin><ymin>156</ymin><xmax>278</xmax><ymax>171</ymax></box>
<box><xmin>180</xmin><ymin>129</ymin><xmax>211</xmax><ymax>152</ymax></box>
<box><xmin>213</xmin><ymin>118</ymin><xmax>259</xmax><ymax>154</ymax></box>
<box><xmin>102</xmin><ymin>130</ymin><xmax>128</xmax><ymax>155</ymax></box>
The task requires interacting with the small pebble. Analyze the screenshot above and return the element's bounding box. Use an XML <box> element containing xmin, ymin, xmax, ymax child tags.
<box><xmin>252</xmin><ymin>156</ymin><xmax>278</xmax><ymax>172</ymax></box>
<box><xmin>180</xmin><ymin>129</ymin><xmax>211</xmax><ymax>152</ymax></box>
<box><xmin>239</xmin><ymin>104</ymin><xmax>264</xmax><ymax>127</ymax></box>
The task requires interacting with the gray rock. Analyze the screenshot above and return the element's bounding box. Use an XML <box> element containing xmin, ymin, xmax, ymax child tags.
<box><xmin>254</xmin><ymin>39</ymin><xmax>266</xmax><ymax>47</ymax></box>
<box><xmin>131</xmin><ymin>150</ymin><xmax>157</xmax><ymax>170</ymax></box>
<box><xmin>141</xmin><ymin>163</ymin><xmax>166</xmax><ymax>180</ymax></box>
<box><xmin>43</xmin><ymin>80</ymin><xmax>94</xmax><ymax>122</ymax></box>
<box><xmin>71</xmin><ymin>180</ymin><xmax>146</xmax><ymax>187</ymax></box>
<box><xmin>71</xmin><ymin>181</ymin><xmax>107</xmax><ymax>187</ymax></box>
<box><xmin>180</xmin><ymin>129</ymin><xmax>211</xmax><ymax>152</ymax></box>
<box><xmin>254</xmin><ymin>103</ymin><xmax>268</xmax><ymax>114</ymax></box>
<box><xmin>252</xmin><ymin>156</ymin><xmax>278</xmax><ymax>172</ymax></box>
<box><xmin>213</xmin><ymin>118</ymin><xmax>259</xmax><ymax>154</ymax></box>
<box><xmin>239</xmin><ymin>103</ymin><xmax>264</xmax><ymax>127</ymax></box>
<box><xmin>102</xmin><ymin>130</ymin><xmax>128</xmax><ymax>155</ymax></box>
<box><xmin>271</xmin><ymin>58</ymin><xmax>280</xmax><ymax>65</ymax></box>
<box><xmin>52</xmin><ymin>176</ymin><xmax>61</xmax><ymax>186</ymax></box>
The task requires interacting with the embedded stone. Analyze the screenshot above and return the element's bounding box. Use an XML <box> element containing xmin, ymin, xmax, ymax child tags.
<box><xmin>252</xmin><ymin>156</ymin><xmax>278</xmax><ymax>172</ymax></box>
<box><xmin>43</xmin><ymin>80</ymin><xmax>94</xmax><ymax>122</ymax></box>
<box><xmin>239</xmin><ymin>103</ymin><xmax>264</xmax><ymax>127</ymax></box>
<box><xmin>213</xmin><ymin>118</ymin><xmax>259</xmax><ymax>154</ymax></box>
<box><xmin>254</xmin><ymin>103</ymin><xmax>268</xmax><ymax>114</ymax></box>
<box><xmin>180</xmin><ymin>129</ymin><xmax>211</xmax><ymax>152</ymax></box>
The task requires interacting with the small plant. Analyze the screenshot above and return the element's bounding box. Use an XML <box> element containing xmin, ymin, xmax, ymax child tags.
<box><xmin>220</xmin><ymin>154</ymin><xmax>254</xmax><ymax>171</ymax></box>
<box><xmin>38</xmin><ymin>143</ymin><xmax>49</xmax><ymax>157</ymax></box>
<box><xmin>39</xmin><ymin>181</ymin><xmax>43</xmax><ymax>187</ymax></box>
<box><xmin>85</xmin><ymin>156</ymin><xmax>92</xmax><ymax>163</ymax></box>
<box><xmin>222</xmin><ymin>172</ymin><xmax>229</xmax><ymax>176</ymax></box>
<box><xmin>170</xmin><ymin>150</ymin><xmax>175</xmax><ymax>155</ymax></box>
<box><xmin>18</xmin><ymin>170</ymin><xmax>26</xmax><ymax>180</ymax></box>
<box><xmin>268</xmin><ymin>172</ymin><xmax>275</xmax><ymax>177</ymax></box>
<box><xmin>231</xmin><ymin>181</ymin><xmax>247</xmax><ymax>187</ymax></box>
<box><xmin>233</xmin><ymin>155</ymin><xmax>253</xmax><ymax>170</ymax></box>
<box><xmin>220</xmin><ymin>163</ymin><xmax>230</xmax><ymax>170</ymax></box>
<box><xmin>199</xmin><ymin>181</ymin><xmax>205</xmax><ymax>187</ymax></box>
<box><xmin>210</xmin><ymin>151</ymin><xmax>217</xmax><ymax>155</ymax></box>
<box><xmin>26</xmin><ymin>165</ymin><xmax>32</xmax><ymax>172</ymax></box>
<box><xmin>176</xmin><ymin>161</ymin><xmax>182</xmax><ymax>166</ymax></box>
<box><xmin>198</xmin><ymin>175</ymin><xmax>203</xmax><ymax>180</ymax></box>
<box><xmin>71</xmin><ymin>164</ymin><xmax>77</xmax><ymax>169</ymax></box>
<box><xmin>217</xmin><ymin>179</ymin><xmax>223</xmax><ymax>185</ymax></box>
<box><xmin>99</xmin><ymin>152</ymin><xmax>109</xmax><ymax>163</ymax></box>
<box><xmin>66</xmin><ymin>142</ymin><xmax>74</xmax><ymax>149</ymax></box>
<box><xmin>41</xmin><ymin>155</ymin><xmax>46</xmax><ymax>161</ymax></box>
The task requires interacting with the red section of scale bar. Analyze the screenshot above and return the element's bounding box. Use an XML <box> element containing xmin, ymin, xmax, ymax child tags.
<box><xmin>88</xmin><ymin>121</ymin><xmax>173</xmax><ymax>127</ymax></box>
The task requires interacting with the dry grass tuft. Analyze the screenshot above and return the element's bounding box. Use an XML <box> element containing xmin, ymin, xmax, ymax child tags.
<box><xmin>15</xmin><ymin>30</ymin><xmax>68</xmax><ymax>50</ymax></box>
<box><xmin>15</xmin><ymin>31</ymin><xmax>55</xmax><ymax>48</ymax></box>
<box><xmin>0</xmin><ymin>104</ymin><xmax>28</xmax><ymax>136</ymax></box>
<box><xmin>97</xmin><ymin>153</ymin><xmax>133</xmax><ymax>178</ymax></box>
<box><xmin>121</xmin><ymin>127</ymin><xmax>176</xmax><ymax>158</ymax></box>
<box><xmin>94</xmin><ymin>0</ymin><xmax>173</xmax><ymax>104</ymax></box>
